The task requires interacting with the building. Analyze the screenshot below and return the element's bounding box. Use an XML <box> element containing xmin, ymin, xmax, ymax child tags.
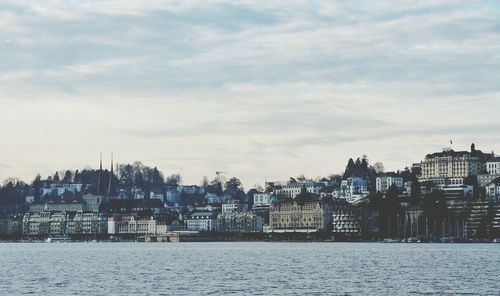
<box><xmin>40</xmin><ymin>183</ymin><xmax>83</xmax><ymax>197</ymax></box>
<box><xmin>340</xmin><ymin>177</ymin><xmax>368</xmax><ymax>202</ymax></box>
<box><xmin>206</xmin><ymin>193</ymin><xmax>231</xmax><ymax>204</ymax></box>
<box><xmin>185</xmin><ymin>211</ymin><xmax>217</xmax><ymax>231</ymax></box>
<box><xmin>419</xmin><ymin>145</ymin><xmax>485</xmax><ymax>186</ymax></box>
<box><xmin>179</xmin><ymin>185</ymin><xmax>205</xmax><ymax>195</ymax></box>
<box><xmin>376</xmin><ymin>173</ymin><xmax>403</xmax><ymax>193</ymax></box>
<box><xmin>222</xmin><ymin>201</ymin><xmax>248</xmax><ymax>214</ymax></box>
<box><xmin>150</xmin><ymin>190</ymin><xmax>164</xmax><ymax>200</ymax></box>
<box><xmin>269</xmin><ymin>194</ymin><xmax>332</xmax><ymax>232</ymax></box>
<box><xmin>23</xmin><ymin>212</ymin><xmax>68</xmax><ymax>236</ymax></box>
<box><xmin>331</xmin><ymin>199</ymin><xmax>361</xmax><ymax>238</ymax></box>
<box><xmin>0</xmin><ymin>216</ymin><xmax>22</xmax><ymax>237</ymax></box>
<box><xmin>478</xmin><ymin>174</ymin><xmax>500</xmax><ymax>188</ymax></box>
<box><xmin>486</xmin><ymin>157</ymin><xmax>500</xmax><ymax>175</ymax></box>
<box><xmin>29</xmin><ymin>194</ymin><xmax>107</xmax><ymax>213</ymax></box>
<box><xmin>253</xmin><ymin>193</ymin><xmax>271</xmax><ymax>206</ymax></box>
<box><xmin>133</xmin><ymin>189</ymin><xmax>146</xmax><ymax>199</ymax></box>
<box><xmin>273</xmin><ymin>180</ymin><xmax>324</xmax><ymax>199</ymax></box>
<box><xmin>486</xmin><ymin>177</ymin><xmax>500</xmax><ymax>202</ymax></box>
<box><xmin>67</xmin><ymin>211</ymin><xmax>107</xmax><ymax>236</ymax></box>
<box><xmin>217</xmin><ymin>212</ymin><xmax>264</xmax><ymax>233</ymax></box>
<box><xmin>107</xmin><ymin>215</ymin><xmax>166</xmax><ymax>236</ymax></box>
<box><xmin>23</xmin><ymin>211</ymin><xmax>107</xmax><ymax>237</ymax></box>
<box><xmin>165</xmin><ymin>190</ymin><xmax>181</xmax><ymax>203</ymax></box>
<box><xmin>441</xmin><ymin>184</ymin><xmax>474</xmax><ymax>205</ymax></box>
<box><xmin>29</xmin><ymin>197</ymin><xmax>85</xmax><ymax>213</ymax></box>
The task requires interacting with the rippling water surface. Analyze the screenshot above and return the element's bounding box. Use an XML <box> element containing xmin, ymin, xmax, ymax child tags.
<box><xmin>0</xmin><ymin>242</ymin><xmax>498</xmax><ymax>295</ymax></box>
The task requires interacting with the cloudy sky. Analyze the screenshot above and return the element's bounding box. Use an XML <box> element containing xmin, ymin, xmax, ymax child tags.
<box><xmin>1</xmin><ymin>0</ymin><xmax>499</xmax><ymax>188</ymax></box>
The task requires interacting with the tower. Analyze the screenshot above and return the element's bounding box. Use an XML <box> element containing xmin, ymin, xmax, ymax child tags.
<box><xmin>107</xmin><ymin>152</ymin><xmax>114</xmax><ymax>196</ymax></box>
<box><xmin>97</xmin><ymin>153</ymin><xmax>102</xmax><ymax>195</ymax></box>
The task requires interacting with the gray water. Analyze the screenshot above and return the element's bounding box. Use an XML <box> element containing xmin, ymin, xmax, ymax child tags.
<box><xmin>0</xmin><ymin>242</ymin><xmax>498</xmax><ymax>295</ymax></box>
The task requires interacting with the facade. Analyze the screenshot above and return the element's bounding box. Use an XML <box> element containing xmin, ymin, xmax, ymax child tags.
<box><xmin>441</xmin><ymin>184</ymin><xmax>474</xmax><ymax>205</ymax></box>
<box><xmin>419</xmin><ymin>147</ymin><xmax>483</xmax><ymax>186</ymax></box>
<box><xmin>222</xmin><ymin>201</ymin><xmax>248</xmax><ymax>214</ymax></box>
<box><xmin>107</xmin><ymin>215</ymin><xmax>166</xmax><ymax>235</ymax></box>
<box><xmin>331</xmin><ymin>199</ymin><xmax>361</xmax><ymax>237</ymax></box>
<box><xmin>478</xmin><ymin>174</ymin><xmax>500</xmax><ymax>188</ymax></box>
<box><xmin>179</xmin><ymin>185</ymin><xmax>205</xmax><ymax>195</ymax></box>
<box><xmin>0</xmin><ymin>217</ymin><xmax>22</xmax><ymax>237</ymax></box>
<box><xmin>273</xmin><ymin>180</ymin><xmax>324</xmax><ymax>199</ymax></box>
<box><xmin>253</xmin><ymin>193</ymin><xmax>271</xmax><ymax>206</ymax></box>
<box><xmin>217</xmin><ymin>212</ymin><xmax>264</xmax><ymax>233</ymax></box>
<box><xmin>165</xmin><ymin>190</ymin><xmax>181</xmax><ymax>203</ymax></box>
<box><xmin>206</xmin><ymin>193</ymin><xmax>231</xmax><ymax>204</ymax></box>
<box><xmin>40</xmin><ymin>183</ymin><xmax>83</xmax><ymax>197</ymax></box>
<box><xmin>29</xmin><ymin>195</ymin><xmax>106</xmax><ymax>213</ymax></box>
<box><xmin>340</xmin><ymin>177</ymin><xmax>368</xmax><ymax>202</ymax></box>
<box><xmin>376</xmin><ymin>173</ymin><xmax>403</xmax><ymax>193</ymax></box>
<box><xmin>67</xmin><ymin>211</ymin><xmax>107</xmax><ymax>235</ymax></box>
<box><xmin>185</xmin><ymin>212</ymin><xmax>217</xmax><ymax>231</ymax></box>
<box><xmin>30</xmin><ymin>198</ymin><xmax>84</xmax><ymax>213</ymax></box>
<box><xmin>486</xmin><ymin>157</ymin><xmax>500</xmax><ymax>175</ymax></box>
<box><xmin>485</xmin><ymin>178</ymin><xmax>500</xmax><ymax>202</ymax></box>
<box><xmin>23</xmin><ymin>211</ymin><xmax>107</xmax><ymax>237</ymax></box>
<box><xmin>270</xmin><ymin>200</ymin><xmax>332</xmax><ymax>231</ymax></box>
<box><xmin>150</xmin><ymin>191</ymin><xmax>164</xmax><ymax>200</ymax></box>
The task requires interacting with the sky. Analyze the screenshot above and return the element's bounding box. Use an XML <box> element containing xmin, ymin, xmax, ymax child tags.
<box><xmin>1</xmin><ymin>0</ymin><xmax>500</xmax><ymax>188</ymax></box>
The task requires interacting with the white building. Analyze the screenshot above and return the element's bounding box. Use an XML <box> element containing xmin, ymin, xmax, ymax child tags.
<box><xmin>222</xmin><ymin>201</ymin><xmax>248</xmax><ymax>214</ymax></box>
<box><xmin>165</xmin><ymin>190</ymin><xmax>181</xmax><ymax>203</ymax></box>
<box><xmin>273</xmin><ymin>180</ymin><xmax>324</xmax><ymax>199</ymax></box>
<box><xmin>179</xmin><ymin>185</ymin><xmax>205</xmax><ymax>195</ymax></box>
<box><xmin>486</xmin><ymin>157</ymin><xmax>500</xmax><ymax>175</ymax></box>
<box><xmin>185</xmin><ymin>212</ymin><xmax>217</xmax><ymax>231</ymax></box>
<box><xmin>107</xmin><ymin>215</ymin><xmax>166</xmax><ymax>235</ymax></box>
<box><xmin>340</xmin><ymin>177</ymin><xmax>368</xmax><ymax>202</ymax></box>
<box><xmin>486</xmin><ymin>178</ymin><xmax>500</xmax><ymax>202</ymax></box>
<box><xmin>376</xmin><ymin>173</ymin><xmax>403</xmax><ymax>193</ymax></box>
<box><xmin>419</xmin><ymin>146</ymin><xmax>484</xmax><ymax>186</ymax></box>
<box><xmin>206</xmin><ymin>193</ymin><xmax>231</xmax><ymax>204</ymax></box>
<box><xmin>253</xmin><ymin>193</ymin><xmax>271</xmax><ymax>206</ymax></box>
<box><xmin>40</xmin><ymin>183</ymin><xmax>83</xmax><ymax>197</ymax></box>
<box><xmin>150</xmin><ymin>191</ymin><xmax>164</xmax><ymax>200</ymax></box>
<box><xmin>133</xmin><ymin>189</ymin><xmax>145</xmax><ymax>199</ymax></box>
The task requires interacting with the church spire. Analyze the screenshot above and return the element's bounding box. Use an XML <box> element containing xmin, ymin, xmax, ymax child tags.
<box><xmin>97</xmin><ymin>153</ymin><xmax>102</xmax><ymax>195</ymax></box>
<box><xmin>107</xmin><ymin>152</ymin><xmax>113</xmax><ymax>196</ymax></box>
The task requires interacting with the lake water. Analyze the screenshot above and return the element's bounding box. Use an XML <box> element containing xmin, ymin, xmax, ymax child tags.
<box><xmin>0</xmin><ymin>242</ymin><xmax>498</xmax><ymax>295</ymax></box>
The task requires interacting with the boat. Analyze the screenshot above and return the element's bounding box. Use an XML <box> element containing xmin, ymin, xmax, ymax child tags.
<box><xmin>45</xmin><ymin>236</ymin><xmax>72</xmax><ymax>243</ymax></box>
<box><xmin>438</xmin><ymin>236</ymin><xmax>453</xmax><ymax>243</ymax></box>
<box><xmin>381</xmin><ymin>238</ymin><xmax>400</xmax><ymax>243</ymax></box>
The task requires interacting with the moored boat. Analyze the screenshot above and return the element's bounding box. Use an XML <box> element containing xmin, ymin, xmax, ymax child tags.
<box><xmin>45</xmin><ymin>236</ymin><xmax>72</xmax><ymax>243</ymax></box>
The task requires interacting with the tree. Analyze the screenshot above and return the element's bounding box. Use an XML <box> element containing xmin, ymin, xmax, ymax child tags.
<box><xmin>225</xmin><ymin>177</ymin><xmax>243</xmax><ymax>195</ymax></box>
<box><xmin>224</xmin><ymin>177</ymin><xmax>246</xmax><ymax>202</ymax></box>
<box><xmin>73</xmin><ymin>170</ymin><xmax>81</xmax><ymax>183</ymax></box>
<box><xmin>31</xmin><ymin>174</ymin><xmax>43</xmax><ymax>201</ymax></box>
<box><xmin>200</xmin><ymin>176</ymin><xmax>209</xmax><ymax>188</ymax></box>
<box><xmin>165</xmin><ymin>174</ymin><xmax>182</xmax><ymax>187</ymax></box>
<box><xmin>53</xmin><ymin>172</ymin><xmax>60</xmax><ymax>183</ymax></box>
<box><xmin>152</xmin><ymin>167</ymin><xmax>165</xmax><ymax>185</ymax></box>
<box><xmin>296</xmin><ymin>174</ymin><xmax>307</xmax><ymax>181</ymax></box>
<box><xmin>62</xmin><ymin>170</ymin><xmax>73</xmax><ymax>183</ymax></box>
<box><xmin>373</xmin><ymin>162</ymin><xmax>384</xmax><ymax>174</ymax></box>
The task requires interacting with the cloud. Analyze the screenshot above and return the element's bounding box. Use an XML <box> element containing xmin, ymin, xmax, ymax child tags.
<box><xmin>0</xmin><ymin>163</ymin><xmax>11</xmax><ymax>169</ymax></box>
<box><xmin>0</xmin><ymin>0</ymin><xmax>499</xmax><ymax>186</ymax></box>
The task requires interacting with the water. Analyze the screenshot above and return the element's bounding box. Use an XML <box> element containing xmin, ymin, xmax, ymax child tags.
<box><xmin>0</xmin><ymin>242</ymin><xmax>498</xmax><ymax>295</ymax></box>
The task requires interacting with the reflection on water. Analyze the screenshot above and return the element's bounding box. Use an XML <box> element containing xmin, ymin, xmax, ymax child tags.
<box><xmin>0</xmin><ymin>242</ymin><xmax>498</xmax><ymax>295</ymax></box>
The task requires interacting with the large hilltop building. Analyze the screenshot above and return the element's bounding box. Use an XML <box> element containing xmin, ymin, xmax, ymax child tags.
<box><xmin>419</xmin><ymin>144</ymin><xmax>489</xmax><ymax>186</ymax></box>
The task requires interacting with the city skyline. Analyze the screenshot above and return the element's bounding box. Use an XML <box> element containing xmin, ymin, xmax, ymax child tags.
<box><xmin>1</xmin><ymin>1</ymin><xmax>500</xmax><ymax>187</ymax></box>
